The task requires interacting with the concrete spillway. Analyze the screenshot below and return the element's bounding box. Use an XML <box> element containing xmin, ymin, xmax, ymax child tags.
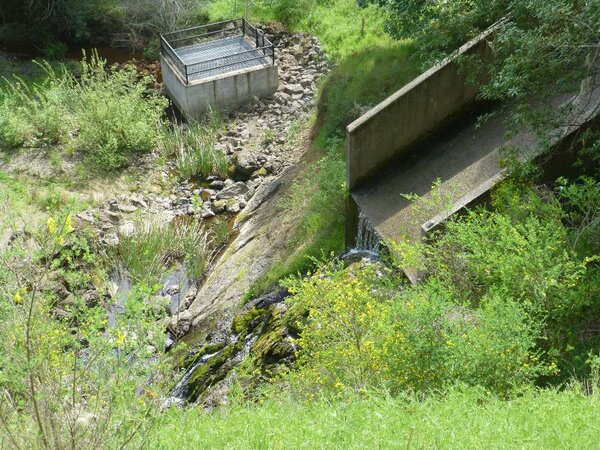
<box><xmin>351</xmin><ymin>103</ymin><xmax>530</xmax><ymax>246</ymax></box>
<box><xmin>345</xmin><ymin>24</ymin><xmax>600</xmax><ymax>281</ymax></box>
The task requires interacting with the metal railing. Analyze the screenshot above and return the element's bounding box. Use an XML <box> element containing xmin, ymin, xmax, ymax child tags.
<box><xmin>160</xmin><ymin>18</ymin><xmax>276</xmax><ymax>85</ymax></box>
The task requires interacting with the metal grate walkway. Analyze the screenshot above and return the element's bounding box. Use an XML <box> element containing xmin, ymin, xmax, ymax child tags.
<box><xmin>175</xmin><ymin>36</ymin><xmax>269</xmax><ymax>82</ymax></box>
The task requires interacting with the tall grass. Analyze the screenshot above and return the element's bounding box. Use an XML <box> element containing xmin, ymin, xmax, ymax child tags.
<box><xmin>110</xmin><ymin>219</ymin><xmax>213</xmax><ymax>284</ymax></box>
<box><xmin>162</xmin><ymin>115</ymin><xmax>228</xmax><ymax>181</ymax></box>
<box><xmin>151</xmin><ymin>386</ymin><xmax>600</xmax><ymax>449</ymax></box>
<box><xmin>0</xmin><ymin>52</ymin><xmax>167</xmax><ymax>171</ymax></box>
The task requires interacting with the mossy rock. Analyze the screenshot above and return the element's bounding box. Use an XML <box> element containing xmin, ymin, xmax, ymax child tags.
<box><xmin>231</xmin><ymin>307</ymin><xmax>267</xmax><ymax>335</ymax></box>
<box><xmin>187</xmin><ymin>344</ymin><xmax>235</xmax><ymax>402</ymax></box>
<box><xmin>251</xmin><ymin>306</ymin><xmax>297</xmax><ymax>370</ymax></box>
<box><xmin>182</xmin><ymin>341</ymin><xmax>228</xmax><ymax>370</ymax></box>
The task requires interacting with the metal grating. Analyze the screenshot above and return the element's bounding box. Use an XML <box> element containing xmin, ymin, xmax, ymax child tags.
<box><xmin>175</xmin><ymin>36</ymin><xmax>268</xmax><ymax>82</ymax></box>
<box><xmin>160</xmin><ymin>19</ymin><xmax>275</xmax><ymax>85</ymax></box>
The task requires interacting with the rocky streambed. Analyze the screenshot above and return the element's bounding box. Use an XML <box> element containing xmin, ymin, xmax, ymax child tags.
<box><xmin>65</xmin><ymin>29</ymin><xmax>332</xmax><ymax>405</ymax></box>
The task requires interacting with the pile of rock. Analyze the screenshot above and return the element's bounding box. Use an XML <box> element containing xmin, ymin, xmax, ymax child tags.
<box><xmin>81</xmin><ymin>31</ymin><xmax>330</xmax><ymax>246</ymax></box>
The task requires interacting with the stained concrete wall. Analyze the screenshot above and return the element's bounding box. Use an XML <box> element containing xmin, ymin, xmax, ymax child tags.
<box><xmin>161</xmin><ymin>56</ymin><xmax>278</xmax><ymax>119</ymax></box>
<box><xmin>346</xmin><ymin>26</ymin><xmax>497</xmax><ymax>191</ymax></box>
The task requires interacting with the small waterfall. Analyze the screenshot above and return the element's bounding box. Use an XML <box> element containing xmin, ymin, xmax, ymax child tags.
<box><xmin>161</xmin><ymin>351</ymin><xmax>219</xmax><ymax>409</ymax></box>
<box><xmin>355</xmin><ymin>213</ymin><xmax>380</xmax><ymax>253</ymax></box>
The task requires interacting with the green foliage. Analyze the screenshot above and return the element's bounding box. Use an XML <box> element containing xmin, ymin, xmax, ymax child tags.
<box><xmin>283</xmin><ymin>262</ymin><xmax>391</xmax><ymax>394</ymax></box>
<box><xmin>384</xmin><ymin>284</ymin><xmax>547</xmax><ymax>395</ymax></box>
<box><xmin>151</xmin><ymin>386</ymin><xmax>600</xmax><ymax>449</ymax></box>
<box><xmin>163</xmin><ymin>115</ymin><xmax>228</xmax><ymax>181</ymax></box>
<box><xmin>75</xmin><ymin>52</ymin><xmax>167</xmax><ymax>171</ymax></box>
<box><xmin>316</xmin><ymin>41</ymin><xmax>419</xmax><ymax>143</ymax></box>
<box><xmin>0</xmin><ymin>52</ymin><xmax>167</xmax><ymax>172</ymax></box>
<box><xmin>206</xmin><ymin>0</ymin><xmax>397</xmax><ymax>60</ymax></box>
<box><xmin>281</xmin><ymin>179</ymin><xmax>599</xmax><ymax>397</ymax></box>
<box><xmin>369</xmin><ymin>0</ymin><xmax>600</xmax><ymax>156</ymax></box>
<box><xmin>109</xmin><ymin>219</ymin><xmax>213</xmax><ymax>284</ymax></box>
<box><xmin>0</xmin><ymin>213</ymin><xmax>168</xmax><ymax>448</ymax></box>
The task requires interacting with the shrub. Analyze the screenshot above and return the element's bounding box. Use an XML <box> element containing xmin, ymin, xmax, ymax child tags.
<box><xmin>0</xmin><ymin>213</ymin><xmax>168</xmax><ymax>448</ymax></box>
<box><xmin>383</xmin><ymin>283</ymin><xmax>547</xmax><ymax>395</ymax></box>
<box><xmin>0</xmin><ymin>52</ymin><xmax>167</xmax><ymax>172</ymax></box>
<box><xmin>284</xmin><ymin>264</ymin><xmax>546</xmax><ymax>397</ymax></box>
<box><xmin>281</xmin><ymin>179</ymin><xmax>599</xmax><ymax>397</ymax></box>
<box><xmin>0</xmin><ymin>61</ymin><xmax>73</xmax><ymax>147</ymax></box>
<box><xmin>75</xmin><ymin>52</ymin><xmax>168</xmax><ymax>171</ymax></box>
<box><xmin>284</xmin><ymin>262</ymin><xmax>392</xmax><ymax>394</ymax></box>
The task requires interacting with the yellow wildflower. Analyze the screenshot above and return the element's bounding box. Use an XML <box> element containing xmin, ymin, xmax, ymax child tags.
<box><xmin>64</xmin><ymin>215</ymin><xmax>74</xmax><ymax>234</ymax></box>
<box><xmin>115</xmin><ymin>330</ymin><xmax>126</xmax><ymax>347</ymax></box>
<box><xmin>46</xmin><ymin>217</ymin><xmax>56</xmax><ymax>234</ymax></box>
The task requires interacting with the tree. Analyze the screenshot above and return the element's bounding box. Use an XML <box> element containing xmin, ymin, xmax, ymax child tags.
<box><xmin>369</xmin><ymin>0</ymin><xmax>600</xmax><ymax>161</ymax></box>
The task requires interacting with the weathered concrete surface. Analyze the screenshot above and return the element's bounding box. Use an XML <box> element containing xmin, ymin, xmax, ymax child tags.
<box><xmin>161</xmin><ymin>56</ymin><xmax>278</xmax><ymax>119</ymax></box>
<box><xmin>351</xmin><ymin>86</ymin><xmax>600</xmax><ymax>273</ymax></box>
<box><xmin>345</xmin><ymin>26</ymin><xmax>496</xmax><ymax>191</ymax></box>
<box><xmin>170</xmin><ymin>164</ymin><xmax>302</xmax><ymax>336</ymax></box>
<box><xmin>351</xmin><ymin>104</ymin><xmax>532</xmax><ymax>248</ymax></box>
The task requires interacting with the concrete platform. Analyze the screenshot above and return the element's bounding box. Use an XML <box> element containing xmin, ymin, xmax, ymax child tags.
<box><xmin>351</xmin><ymin>103</ymin><xmax>536</xmax><ymax>245</ymax></box>
<box><xmin>175</xmin><ymin>36</ymin><xmax>269</xmax><ymax>83</ymax></box>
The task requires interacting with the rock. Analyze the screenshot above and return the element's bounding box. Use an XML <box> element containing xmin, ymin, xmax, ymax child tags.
<box><xmin>284</xmin><ymin>83</ymin><xmax>303</xmax><ymax>95</ymax></box>
<box><xmin>104</xmin><ymin>211</ymin><xmax>121</xmax><ymax>224</ymax></box>
<box><xmin>149</xmin><ymin>295</ymin><xmax>171</xmax><ymax>315</ymax></box>
<box><xmin>82</xmin><ymin>290</ymin><xmax>99</xmax><ymax>308</ymax></box>
<box><xmin>76</xmin><ymin>211</ymin><xmax>95</xmax><ymax>224</ymax></box>
<box><xmin>232</xmin><ymin>154</ymin><xmax>262</xmax><ymax>180</ymax></box>
<box><xmin>165</xmin><ymin>285</ymin><xmax>180</xmax><ymax>296</ymax></box>
<box><xmin>212</xmin><ymin>199</ymin><xmax>227</xmax><ymax>213</ymax></box>
<box><xmin>209</xmin><ymin>180</ymin><xmax>225</xmax><ymax>190</ymax></box>
<box><xmin>101</xmin><ymin>234</ymin><xmax>120</xmax><ymax>246</ymax></box>
<box><xmin>225</xmin><ymin>201</ymin><xmax>241</xmax><ymax>214</ymax></box>
<box><xmin>200</xmin><ymin>208</ymin><xmax>216</xmax><ymax>219</ymax></box>
<box><xmin>118</xmin><ymin>205</ymin><xmax>137</xmax><ymax>213</ymax></box>
<box><xmin>130</xmin><ymin>195</ymin><xmax>148</xmax><ymax>209</ymax></box>
<box><xmin>216</xmin><ymin>182</ymin><xmax>249</xmax><ymax>200</ymax></box>
<box><xmin>118</xmin><ymin>221</ymin><xmax>136</xmax><ymax>236</ymax></box>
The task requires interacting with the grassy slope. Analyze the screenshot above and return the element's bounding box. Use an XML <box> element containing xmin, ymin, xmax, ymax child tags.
<box><xmin>151</xmin><ymin>387</ymin><xmax>600</xmax><ymax>449</ymax></box>
<box><xmin>205</xmin><ymin>0</ymin><xmax>420</xmax><ymax>295</ymax></box>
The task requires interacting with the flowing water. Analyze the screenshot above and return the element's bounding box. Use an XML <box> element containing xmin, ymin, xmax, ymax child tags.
<box><xmin>355</xmin><ymin>212</ymin><xmax>381</xmax><ymax>253</ymax></box>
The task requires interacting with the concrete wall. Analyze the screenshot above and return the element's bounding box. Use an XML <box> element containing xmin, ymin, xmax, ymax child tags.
<box><xmin>161</xmin><ymin>57</ymin><xmax>278</xmax><ymax>119</ymax></box>
<box><xmin>346</xmin><ymin>26</ymin><xmax>497</xmax><ymax>191</ymax></box>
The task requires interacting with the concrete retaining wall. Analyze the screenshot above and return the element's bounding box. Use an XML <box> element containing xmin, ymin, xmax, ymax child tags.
<box><xmin>346</xmin><ymin>27</ymin><xmax>497</xmax><ymax>191</ymax></box>
<box><xmin>161</xmin><ymin>57</ymin><xmax>279</xmax><ymax>119</ymax></box>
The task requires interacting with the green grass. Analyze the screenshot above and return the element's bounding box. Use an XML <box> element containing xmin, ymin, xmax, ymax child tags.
<box><xmin>150</xmin><ymin>386</ymin><xmax>600</xmax><ymax>449</ymax></box>
<box><xmin>0</xmin><ymin>53</ymin><xmax>166</xmax><ymax>172</ymax></box>
<box><xmin>206</xmin><ymin>0</ymin><xmax>395</xmax><ymax>61</ymax></box>
<box><xmin>162</xmin><ymin>115</ymin><xmax>228</xmax><ymax>182</ymax></box>
<box><xmin>315</xmin><ymin>41</ymin><xmax>419</xmax><ymax>144</ymax></box>
<box><xmin>109</xmin><ymin>219</ymin><xmax>212</xmax><ymax>284</ymax></box>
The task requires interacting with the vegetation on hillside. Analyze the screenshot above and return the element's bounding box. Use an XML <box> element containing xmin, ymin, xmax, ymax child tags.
<box><xmin>0</xmin><ymin>52</ymin><xmax>167</xmax><ymax>171</ymax></box>
<box><xmin>0</xmin><ymin>0</ymin><xmax>599</xmax><ymax>447</ymax></box>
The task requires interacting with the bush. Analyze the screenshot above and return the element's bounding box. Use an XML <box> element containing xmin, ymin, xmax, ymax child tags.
<box><xmin>283</xmin><ymin>262</ymin><xmax>391</xmax><ymax>394</ymax></box>
<box><xmin>0</xmin><ymin>213</ymin><xmax>168</xmax><ymax>448</ymax></box>
<box><xmin>75</xmin><ymin>52</ymin><xmax>167</xmax><ymax>171</ymax></box>
<box><xmin>284</xmin><ymin>264</ymin><xmax>546</xmax><ymax>397</ymax></box>
<box><xmin>0</xmin><ymin>62</ymin><xmax>73</xmax><ymax>147</ymax></box>
<box><xmin>281</xmin><ymin>179</ymin><xmax>599</xmax><ymax>397</ymax></box>
<box><xmin>0</xmin><ymin>52</ymin><xmax>167</xmax><ymax>172</ymax></box>
<box><xmin>384</xmin><ymin>283</ymin><xmax>546</xmax><ymax>395</ymax></box>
